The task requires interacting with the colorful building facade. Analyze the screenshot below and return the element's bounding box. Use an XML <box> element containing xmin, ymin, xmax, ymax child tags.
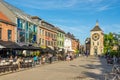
<box><xmin>56</xmin><ymin>27</ymin><xmax>65</xmax><ymax>49</ymax></box>
<box><xmin>0</xmin><ymin>1</ymin><xmax>38</xmax><ymax>46</ymax></box>
<box><xmin>64</xmin><ymin>34</ymin><xmax>72</xmax><ymax>53</ymax></box>
<box><xmin>71</xmin><ymin>38</ymin><xmax>80</xmax><ymax>52</ymax></box>
<box><xmin>17</xmin><ymin>18</ymin><xmax>37</xmax><ymax>45</ymax></box>
<box><xmin>41</xmin><ymin>20</ymin><xmax>57</xmax><ymax>48</ymax></box>
<box><xmin>0</xmin><ymin>12</ymin><xmax>16</xmax><ymax>41</ymax></box>
<box><xmin>0</xmin><ymin>0</ymin><xmax>81</xmax><ymax>52</ymax></box>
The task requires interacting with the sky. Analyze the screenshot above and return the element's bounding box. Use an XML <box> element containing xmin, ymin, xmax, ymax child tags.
<box><xmin>4</xmin><ymin>0</ymin><xmax>120</xmax><ymax>44</ymax></box>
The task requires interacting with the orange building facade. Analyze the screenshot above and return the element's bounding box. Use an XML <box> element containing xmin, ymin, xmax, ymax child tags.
<box><xmin>71</xmin><ymin>39</ymin><xmax>79</xmax><ymax>51</ymax></box>
<box><xmin>39</xmin><ymin>20</ymin><xmax>57</xmax><ymax>48</ymax></box>
<box><xmin>0</xmin><ymin>12</ymin><xmax>16</xmax><ymax>42</ymax></box>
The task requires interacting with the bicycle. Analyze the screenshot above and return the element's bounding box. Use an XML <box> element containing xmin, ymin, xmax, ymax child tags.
<box><xmin>104</xmin><ymin>72</ymin><xmax>120</xmax><ymax>80</ymax></box>
<box><xmin>112</xmin><ymin>64</ymin><xmax>120</xmax><ymax>74</ymax></box>
<box><xmin>104</xmin><ymin>64</ymin><xmax>120</xmax><ymax>80</ymax></box>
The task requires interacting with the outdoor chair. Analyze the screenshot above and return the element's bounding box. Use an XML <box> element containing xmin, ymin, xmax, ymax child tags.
<box><xmin>21</xmin><ymin>60</ymin><xmax>30</xmax><ymax>68</ymax></box>
<box><xmin>0</xmin><ymin>61</ymin><xmax>10</xmax><ymax>73</ymax></box>
<box><xmin>12</xmin><ymin>62</ymin><xmax>18</xmax><ymax>71</ymax></box>
<box><xmin>0</xmin><ymin>65</ymin><xmax>5</xmax><ymax>73</ymax></box>
<box><xmin>28</xmin><ymin>59</ymin><xmax>33</xmax><ymax>67</ymax></box>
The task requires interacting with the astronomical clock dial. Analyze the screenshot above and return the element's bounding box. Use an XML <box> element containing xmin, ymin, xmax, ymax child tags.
<box><xmin>92</xmin><ymin>33</ymin><xmax>100</xmax><ymax>41</ymax></box>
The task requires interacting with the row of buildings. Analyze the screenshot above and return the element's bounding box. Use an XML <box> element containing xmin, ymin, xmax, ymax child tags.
<box><xmin>0</xmin><ymin>0</ymin><xmax>80</xmax><ymax>55</ymax></box>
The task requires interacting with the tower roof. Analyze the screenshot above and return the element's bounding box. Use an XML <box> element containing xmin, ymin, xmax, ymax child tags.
<box><xmin>91</xmin><ymin>21</ymin><xmax>102</xmax><ymax>31</ymax></box>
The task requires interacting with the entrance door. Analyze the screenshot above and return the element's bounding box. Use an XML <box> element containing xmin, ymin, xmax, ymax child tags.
<box><xmin>94</xmin><ymin>46</ymin><xmax>98</xmax><ymax>56</ymax></box>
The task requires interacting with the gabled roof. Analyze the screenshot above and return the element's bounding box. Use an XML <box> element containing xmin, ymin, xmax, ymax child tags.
<box><xmin>0</xmin><ymin>0</ymin><xmax>37</xmax><ymax>24</ymax></box>
<box><xmin>31</xmin><ymin>16</ymin><xmax>42</xmax><ymax>20</ymax></box>
<box><xmin>91</xmin><ymin>21</ymin><xmax>102</xmax><ymax>31</ymax></box>
<box><xmin>0</xmin><ymin>12</ymin><xmax>16</xmax><ymax>26</ymax></box>
<box><xmin>55</xmin><ymin>27</ymin><xmax>65</xmax><ymax>34</ymax></box>
<box><xmin>0</xmin><ymin>12</ymin><xmax>10</xmax><ymax>22</ymax></box>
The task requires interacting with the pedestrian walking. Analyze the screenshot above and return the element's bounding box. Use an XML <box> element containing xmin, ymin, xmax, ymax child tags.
<box><xmin>41</xmin><ymin>55</ymin><xmax>45</xmax><ymax>64</ymax></box>
<box><xmin>33</xmin><ymin>55</ymin><xmax>38</xmax><ymax>66</ymax></box>
<box><xmin>113</xmin><ymin>55</ymin><xmax>117</xmax><ymax>64</ymax></box>
<box><xmin>48</xmin><ymin>53</ymin><xmax>53</xmax><ymax>64</ymax></box>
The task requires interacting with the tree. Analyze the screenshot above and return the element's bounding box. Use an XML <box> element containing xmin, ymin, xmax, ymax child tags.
<box><xmin>104</xmin><ymin>32</ymin><xmax>120</xmax><ymax>56</ymax></box>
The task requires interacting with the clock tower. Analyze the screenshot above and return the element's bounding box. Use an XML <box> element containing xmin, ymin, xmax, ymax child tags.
<box><xmin>90</xmin><ymin>21</ymin><xmax>104</xmax><ymax>56</ymax></box>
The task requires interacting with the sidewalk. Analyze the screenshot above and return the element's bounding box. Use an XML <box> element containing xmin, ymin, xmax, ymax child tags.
<box><xmin>0</xmin><ymin>60</ymin><xmax>60</xmax><ymax>76</ymax></box>
<box><xmin>0</xmin><ymin>56</ymin><xmax>112</xmax><ymax>80</ymax></box>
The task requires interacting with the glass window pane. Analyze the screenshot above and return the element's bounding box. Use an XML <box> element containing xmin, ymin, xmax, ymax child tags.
<box><xmin>8</xmin><ymin>30</ymin><xmax>12</xmax><ymax>41</ymax></box>
<box><xmin>19</xmin><ymin>31</ymin><xmax>25</xmax><ymax>42</ymax></box>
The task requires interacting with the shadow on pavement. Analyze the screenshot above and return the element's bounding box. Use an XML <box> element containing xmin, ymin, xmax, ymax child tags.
<box><xmin>79</xmin><ymin>57</ymin><xmax>113</xmax><ymax>80</ymax></box>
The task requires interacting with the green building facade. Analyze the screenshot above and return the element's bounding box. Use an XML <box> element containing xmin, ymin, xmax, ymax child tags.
<box><xmin>56</xmin><ymin>27</ymin><xmax>65</xmax><ymax>48</ymax></box>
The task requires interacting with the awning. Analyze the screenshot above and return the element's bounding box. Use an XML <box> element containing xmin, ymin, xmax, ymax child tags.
<box><xmin>21</xmin><ymin>45</ymin><xmax>42</xmax><ymax>50</ymax></box>
<box><xmin>68</xmin><ymin>49</ymin><xmax>75</xmax><ymax>52</ymax></box>
<box><xmin>41</xmin><ymin>47</ymin><xmax>57</xmax><ymax>54</ymax></box>
<box><xmin>0</xmin><ymin>40</ymin><xmax>42</xmax><ymax>50</ymax></box>
<box><xmin>0</xmin><ymin>40</ymin><xmax>21</xmax><ymax>49</ymax></box>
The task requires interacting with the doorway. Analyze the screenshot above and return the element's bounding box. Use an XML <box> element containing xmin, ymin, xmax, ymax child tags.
<box><xmin>94</xmin><ymin>46</ymin><xmax>98</xmax><ymax>56</ymax></box>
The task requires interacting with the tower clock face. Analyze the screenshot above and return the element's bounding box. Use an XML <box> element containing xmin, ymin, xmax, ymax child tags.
<box><xmin>92</xmin><ymin>33</ymin><xmax>100</xmax><ymax>41</ymax></box>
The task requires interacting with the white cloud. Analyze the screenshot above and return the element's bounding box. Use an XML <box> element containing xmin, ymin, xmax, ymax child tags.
<box><xmin>5</xmin><ymin>0</ymin><xmax>120</xmax><ymax>12</ymax></box>
<box><xmin>97</xmin><ymin>5</ymin><xmax>110</xmax><ymax>11</ymax></box>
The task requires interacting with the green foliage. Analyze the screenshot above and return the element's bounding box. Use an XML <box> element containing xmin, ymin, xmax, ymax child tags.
<box><xmin>30</xmin><ymin>51</ymin><xmax>40</xmax><ymax>56</ymax></box>
<box><xmin>75</xmin><ymin>49</ymin><xmax>79</xmax><ymax>54</ymax></box>
<box><xmin>104</xmin><ymin>32</ymin><xmax>120</xmax><ymax>56</ymax></box>
<box><xmin>109</xmin><ymin>50</ymin><xmax>120</xmax><ymax>57</ymax></box>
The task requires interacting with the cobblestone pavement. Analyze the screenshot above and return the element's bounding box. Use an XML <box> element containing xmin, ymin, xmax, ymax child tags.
<box><xmin>0</xmin><ymin>56</ymin><xmax>112</xmax><ymax>80</ymax></box>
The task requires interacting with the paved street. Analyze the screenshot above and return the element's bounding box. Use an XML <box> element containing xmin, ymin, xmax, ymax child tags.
<box><xmin>0</xmin><ymin>56</ymin><xmax>112</xmax><ymax>80</ymax></box>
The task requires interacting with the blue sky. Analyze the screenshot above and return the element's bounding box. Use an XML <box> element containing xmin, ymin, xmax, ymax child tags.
<box><xmin>4</xmin><ymin>0</ymin><xmax>120</xmax><ymax>44</ymax></box>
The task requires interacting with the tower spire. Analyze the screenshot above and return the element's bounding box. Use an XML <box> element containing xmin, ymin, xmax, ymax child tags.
<box><xmin>91</xmin><ymin>20</ymin><xmax>102</xmax><ymax>31</ymax></box>
<box><xmin>96</xmin><ymin>20</ymin><xmax>99</xmax><ymax>26</ymax></box>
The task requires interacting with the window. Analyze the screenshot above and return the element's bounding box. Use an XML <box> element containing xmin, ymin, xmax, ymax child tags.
<box><xmin>51</xmin><ymin>34</ymin><xmax>53</xmax><ymax>38</ymax></box>
<box><xmin>22</xmin><ymin>20</ymin><xmax>26</xmax><ymax>30</ymax></box>
<box><xmin>0</xmin><ymin>28</ymin><xmax>2</xmax><ymax>39</ymax></box>
<box><xmin>48</xmin><ymin>32</ymin><xmax>50</xmax><ymax>37</ymax></box>
<box><xmin>51</xmin><ymin>41</ymin><xmax>53</xmax><ymax>46</ymax></box>
<box><xmin>33</xmin><ymin>25</ymin><xmax>37</xmax><ymax>33</ymax></box>
<box><xmin>57</xmin><ymin>41</ymin><xmax>59</xmax><ymax>46</ymax></box>
<box><xmin>40</xmin><ymin>29</ymin><xmax>42</xmax><ymax>35</ymax></box>
<box><xmin>45</xmin><ymin>31</ymin><xmax>47</xmax><ymax>36</ymax></box>
<box><xmin>26</xmin><ymin>22</ymin><xmax>28</xmax><ymax>31</ymax></box>
<box><xmin>50</xmin><ymin>33</ymin><xmax>51</xmax><ymax>37</ymax></box>
<box><xmin>42</xmin><ymin>39</ymin><xmax>44</xmax><ymax>44</ymax></box>
<box><xmin>54</xmin><ymin>34</ymin><xmax>56</xmax><ymax>39</ymax></box>
<box><xmin>8</xmin><ymin>30</ymin><xmax>12</xmax><ymax>41</ymax></box>
<box><xmin>54</xmin><ymin>42</ymin><xmax>56</xmax><ymax>46</ymax></box>
<box><xmin>19</xmin><ymin>31</ymin><xmax>25</xmax><ymax>42</ymax></box>
<box><xmin>48</xmin><ymin>41</ymin><xmax>50</xmax><ymax>45</ymax></box>
<box><xmin>45</xmin><ymin>40</ymin><xmax>47</xmax><ymax>46</ymax></box>
<box><xmin>60</xmin><ymin>33</ymin><xmax>61</xmax><ymax>37</ymax></box>
<box><xmin>42</xmin><ymin>30</ymin><xmax>44</xmax><ymax>35</ymax></box>
<box><xmin>17</xmin><ymin>18</ymin><xmax>21</xmax><ymax>28</ymax></box>
<box><xmin>60</xmin><ymin>41</ymin><xmax>62</xmax><ymax>46</ymax></box>
<box><xmin>39</xmin><ymin>38</ymin><xmax>41</xmax><ymax>45</ymax></box>
<box><xmin>26</xmin><ymin>33</ymin><xmax>29</xmax><ymax>42</ymax></box>
<box><xmin>97</xmin><ymin>42</ymin><xmax>99</xmax><ymax>45</ymax></box>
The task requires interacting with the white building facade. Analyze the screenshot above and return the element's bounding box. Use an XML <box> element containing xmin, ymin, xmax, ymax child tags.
<box><xmin>64</xmin><ymin>36</ymin><xmax>72</xmax><ymax>54</ymax></box>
